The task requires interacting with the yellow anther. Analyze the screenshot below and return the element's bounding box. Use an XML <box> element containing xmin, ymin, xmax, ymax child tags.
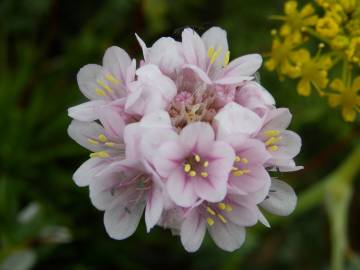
<box><xmin>225</xmin><ymin>204</ymin><xmax>233</xmax><ymax>212</ymax></box>
<box><xmin>105</xmin><ymin>142</ymin><xmax>115</xmax><ymax>147</ymax></box>
<box><xmin>87</xmin><ymin>138</ymin><xmax>99</xmax><ymax>145</ymax></box>
<box><xmin>194</xmin><ymin>154</ymin><xmax>201</xmax><ymax>162</ymax></box>
<box><xmin>90</xmin><ymin>151</ymin><xmax>110</xmax><ymax>158</ymax></box>
<box><xmin>210</xmin><ymin>47</ymin><xmax>222</xmax><ymax>64</ymax></box>
<box><xmin>264</xmin><ymin>130</ymin><xmax>280</xmax><ymax>137</ymax></box>
<box><xmin>217</xmin><ymin>214</ymin><xmax>227</xmax><ymax>224</ymax></box>
<box><xmin>232</xmin><ymin>167</ymin><xmax>238</xmax><ymax>171</ymax></box>
<box><xmin>203</xmin><ymin>161</ymin><xmax>209</xmax><ymax>168</ymax></box>
<box><xmin>184</xmin><ymin>163</ymin><xmax>191</xmax><ymax>173</ymax></box>
<box><xmin>232</xmin><ymin>170</ymin><xmax>244</xmax><ymax>176</ymax></box>
<box><xmin>267</xmin><ymin>145</ymin><xmax>279</xmax><ymax>152</ymax></box>
<box><xmin>207</xmin><ymin>217</ymin><xmax>215</xmax><ymax>226</ymax></box>
<box><xmin>265</xmin><ymin>136</ymin><xmax>281</xmax><ymax>146</ymax></box>
<box><xmin>201</xmin><ymin>171</ymin><xmax>208</xmax><ymax>178</ymax></box>
<box><xmin>207</xmin><ymin>47</ymin><xmax>215</xmax><ymax>58</ymax></box>
<box><xmin>98</xmin><ymin>134</ymin><xmax>108</xmax><ymax>142</ymax></box>
<box><xmin>206</xmin><ymin>207</ymin><xmax>216</xmax><ymax>216</ymax></box>
<box><xmin>235</xmin><ymin>156</ymin><xmax>241</xmax><ymax>162</ymax></box>
<box><xmin>241</xmin><ymin>158</ymin><xmax>248</xmax><ymax>164</ymax></box>
<box><xmin>105</xmin><ymin>74</ymin><xmax>121</xmax><ymax>84</ymax></box>
<box><xmin>189</xmin><ymin>170</ymin><xmax>197</xmax><ymax>177</ymax></box>
<box><xmin>97</xmin><ymin>80</ymin><xmax>113</xmax><ymax>93</ymax></box>
<box><xmin>218</xmin><ymin>203</ymin><xmax>226</xmax><ymax>210</ymax></box>
<box><xmin>223</xmin><ymin>51</ymin><xmax>230</xmax><ymax>66</ymax></box>
<box><xmin>95</xmin><ymin>88</ymin><xmax>106</xmax><ymax>97</ymax></box>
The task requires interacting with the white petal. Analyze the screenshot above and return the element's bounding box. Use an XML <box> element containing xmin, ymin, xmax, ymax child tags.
<box><xmin>208</xmin><ymin>222</ymin><xmax>246</xmax><ymax>252</ymax></box>
<box><xmin>77</xmin><ymin>64</ymin><xmax>104</xmax><ymax>100</ymax></box>
<box><xmin>180</xmin><ymin>209</ymin><xmax>206</xmax><ymax>252</ymax></box>
<box><xmin>201</xmin><ymin>26</ymin><xmax>228</xmax><ymax>68</ymax></box>
<box><xmin>68</xmin><ymin>100</ymin><xmax>106</xmax><ymax>121</ymax></box>
<box><xmin>73</xmin><ymin>158</ymin><xmax>108</xmax><ymax>187</ymax></box>
<box><xmin>213</xmin><ymin>102</ymin><xmax>262</xmax><ymax>139</ymax></box>
<box><xmin>145</xmin><ymin>185</ymin><xmax>164</xmax><ymax>232</ymax></box>
<box><xmin>260</xmin><ymin>178</ymin><xmax>297</xmax><ymax>216</ymax></box>
<box><xmin>102</xmin><ymin>46</ymin><xmax>132</xmax><ymax>82</ymax></box>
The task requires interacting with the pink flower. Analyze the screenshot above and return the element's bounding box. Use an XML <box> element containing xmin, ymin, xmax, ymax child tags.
<box><xmin>179</xmin><ymin>194</ymin><xmax>263</xmax><ymax>252</ymax></box>
<box><xmin>181</xmin><ymin>27</ymin><xmax>262</xmax><ymax>85</ymax></box>
<box><xmin>68</xmin><ymin>46</ymin><xmax>136</xmax><ymax>121</ymax></box>
<box><xmin>255</xmin><ymin>108</ymin><xmax>302</xmax><ymax>171</ymax></box>
<box><xmin>153</xmin><ymin>122</ymin><xmax>235</xmax><ymax>207</ymax></box>
<box><xmin>92</xmin><ymin>159</ymin><xmax>164</xmax><ymax>238</ymax></box>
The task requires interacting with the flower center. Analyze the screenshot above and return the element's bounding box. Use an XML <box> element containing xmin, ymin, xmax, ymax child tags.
<box><xmin>231</xmin><ymin>155</ymin><xmax>251</xmax><ymax>176</ymax></box>
<box><xmin>205</xmin><ymin>202</ymin><xmax>233</xmax><ymax>226</ymax></box>
<box><xmin>183</xmin><ymin>153</ymin><xmax>209</xmax><ymax>178</ymax></box>
<box><xmin>88</xmin><ymin>133</ymin><xmax>122</xmax><ymax>158</ymax></box>
<box><xmin>263</xmin><ymin>129</ymin><xmax>282</xmax><ymax>152</ymax></box>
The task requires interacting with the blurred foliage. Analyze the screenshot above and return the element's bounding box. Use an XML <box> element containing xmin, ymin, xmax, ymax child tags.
<box><xmin>0</xmin><ymin>0</ymin><xmax>359</xmax><ymax>269</ymax></box>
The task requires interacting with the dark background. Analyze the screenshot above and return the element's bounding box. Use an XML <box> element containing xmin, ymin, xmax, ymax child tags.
<box><xmin>1</xmin><ymin>0</ymin><xmax>359</xmax><ymax>269</ymax></box>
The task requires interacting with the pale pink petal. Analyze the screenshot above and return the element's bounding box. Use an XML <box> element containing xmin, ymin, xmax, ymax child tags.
<box><xmin>229</xmin><ymin>166</ymin><xmax>271</xmax><ymax>194</ymax></box>
<box><xmin>180</xmin><ymin>209</ymin><xmax>206</xmax><ymax>252</ymax></box>
<box><xmin>135</xmin><ymin>33</ymin><xmax>149</xmax><ymax>62</ymax></box>
<box><xmin>225</xmin><ymin>196</ymin><xmax>259</xmax><ymax>226</ymax></box>
<box><xmin>201</xmin><ymin>26</ymin><xmax>228</xmax><ymax>68</ymax></box>
<box><xmin>179</xmin><ymin>122</ymin><xmax>215</xmax><ymax>154</ymax></box>
<box><xmin>194</xmin><ymin>176</ymin><xmax>227</xmax><ymax>203</ymax></box>
<box><xmin>73</xmin><ymin>158</ymin><xmax>109</xmax><ymax>187</ymax></box>
<box><xmin>213</xmin><ymin>75</ymin><xmax>253</xmax><ymax>85</ymax></box>
<box><xmin>224</xmin><ymin>54</ymin><xmax>263</xmax><ymax>77</ymax></box>
<box><xmin>96</xmin><ymin>104</ymin><xmax>125</xmax><ymax>142</ymax></box>
<box><xmin>67</xmin><ymin>120</ymin><xmax>105</xmax><ymax>152</ymax></box>
<box><xmin>262</xmin><ymin>108</ymin><xmax>292</xmax><ymax>131</ymax></box>
<box><xmin>181</xmin><ymin>28</ymin><xmax>207</xmax><ymax>69</ymax></box>
<box><xmin>269</xmin><ymin>130</ymin><xmax>302</xmax><ymax>160</ymax></box>
<box><xmin>68</xmin><ymin>100</ymin><xmax>106</xmax><ymax>121</ymax></box>
<box><xmin>208</xmin><ymin>222</ymin><xmax>246</xmax><ymax>252</ymax></box>
<box><xmin>102</xmin><ymin>46</ymin><xmax>132</xmax><ymax>82</ymax></box>
<box><xmin>153</xmin><ymin>140</ymin><xmax>186</xmax><ymax>177</ymax></box>
<box><xmin>182</xmin><ymin>64</ymin><xmax>212</xmax><ymax>84</ymax></box>
<box><xmin>260</xmin><ymin>179</ymin><xmax>297</xmax><ymax>216</ymax></box>
<box><xmin>232</xmin><ymin>138</ymin><xmax>271</xmax><ymax>166</ymax></box>
<box><xmin>166</xmin><ymin>167</ymin><xmax>198</xmax><ymax>207</ymax></box>
<box><xmin>145</xmin><ymin>185</ymin><xmax>164</xmax><ymax>232</ymax></box>
<box><xmin>104</xmin><ymin>196</ymin><xmax>145</xmax><ymax>240</ymax></box>
<box><xmin>77</xmin><ymin>64</ymin><xmax>104</xmax><ymax>100</ymax></box>
<box><xmin>213</xmin><ymin>102</ymin><xmax>262</xmax><ymax>139</ymax></box>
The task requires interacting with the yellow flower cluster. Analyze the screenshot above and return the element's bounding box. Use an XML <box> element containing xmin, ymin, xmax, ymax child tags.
<box><xmin>266</xmin><ymin>0</ymin><xmax>360</xmax><ymax>122</ymax></box>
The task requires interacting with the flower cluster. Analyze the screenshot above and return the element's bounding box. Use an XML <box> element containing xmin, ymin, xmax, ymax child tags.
<box><xmin>266</xmin><ymin>0</ymin><xmax>360</xmax><ymax>122</ymax></box>
<box><xmin>68</xmin><ymin>27</ymin><xmax>302</xmax><ymax>252</ymax></box>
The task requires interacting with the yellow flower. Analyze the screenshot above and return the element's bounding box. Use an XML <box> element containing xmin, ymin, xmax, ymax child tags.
<box><xmin>346</xmin><ymin>37</ymin><xmax>360</xmax><ymax>63</ymax></box>
<box><xmin>339</xmin><ymin>0</ymin><xmax>357</xmax><ymax>13</ymax></box>
<box><xmin>316</xmin><ymin>17</ymin><xmax>340</xmax><ymax>38</ymax></box>
<box><xmin>265</xmin><ymin>38</ymin><xmax>295</xmax><ymax>76</ymax></box>
<box><xmin>330</xmin><ymin>35</ymin><xmax>349</xmax><ymax>50</ymax></box>
<box><xmin>280</xmin><ymin>1</ymin><xmax>318</xmax><ymax>42</ymax></box>
<box><xmin>288</xmin><ymin>49</ymin><xmax>332</xmax><ymax>96</ymax></box>
<box><xmin>328</xmin><ymin>77</ymin><xmax>360</xmax><ymax>122</ymax></box>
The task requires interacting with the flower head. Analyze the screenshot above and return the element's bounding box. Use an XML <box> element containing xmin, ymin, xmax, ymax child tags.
<box><xmin>68</xmin><ymin>26</ymin><xmax>302</xmax><ymax>252</ymax></box>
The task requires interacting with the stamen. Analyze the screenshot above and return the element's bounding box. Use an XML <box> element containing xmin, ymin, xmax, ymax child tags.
<box><xmin>206</xmin><ymin>207</ymin><xmax>216</xmax><ymax>216</ymax></box>
<box><xmin>235</xmin><ymin>156</ymin><xmax>241</xmax><ymax>162</ymax></box>
<box><xmin>265</xmin><ymin>136</ymin><xmax>282</xmax><ymax>146</ymax></box>
<box><xmin>184</xmin><ymin>163</ymin><xmax>191</xmax><ymax>173</ymax></box>
<box><xmin>232</xmin><ymin>170</ymin><xmax>244</xmax><ymax>176</ymax></box>
<box><xmin>241</xmin><ymin>158</ymin><xmax>249</xmax><ymax>164</ymax></box>
<box><xmin>267</xmin><ymin>145</ymin><xmax>279</xmax><ymax>152</ymax></box>
<box><xmin>225</xmin><ymin>204</ymin><xmax>233</xmax><ymax>212</ymax></box>
<box><xmin>210</xmin><ymin>47</ymin><xmax>222</xmax><ymax>64</ymax></box>
<box><xmin>90</xmin><ymin>151</ymin><xmax>110</xmax><ymax>158</ymax></box>
<box><xmin>208</xmin><ymin>47</ymin><xmax>215</xmax><ymax>58</ymax></box>
<box><xmin>232</xmin><ymin>167</ymin><xmax>239</xmax><ymax>171</ymax></box>
<box><xmin>207</xmin><ymin>217</ymin><xmax>215</xmax><ymax>226</ymax></box>
<box><xmin>217</xmin><ymin>213</ymin><xmax>227</xmax><ymax>224</ymax></box>
<box><xmin>223</xmin><ymin>51</ymin><xmax>230</xmax><ymax>66</ymax></box>
<box><xmin>98</xmin><ymin>134</ymin><xmax>108</xmax><ymax>142</ymax></box>
<box><xmin>105</xmin><ymin>142</ymin><xmax>115</xmax><ymax>147</ymax></box>
<box><xmin>203</xmin><ymin>161</ymin><xmax>209</xmax><ymax>168</ymax></box>
<box><xmin>87</xmin><ymin>138</ymin><xmax>99</xmax><ymax>145</ymax></box>
<box><xmin>97</xmin><ymin>80</ymin><xmax>113</xmax><ymax>93</ymax></box>
<box><xmin>189</xmin><ymin>170</ymin><xmax>197</xmax><ymax>177</ymax></box>
<box><xmin>218</xmin><ymin>203</ymin><xmax>226</xmax><ymax>210</ymax></box>
<box><xmin>264</xmin><ymin>130</ymin><xmax>280</xmax><ymax>137</ymax></box>
<box><xmin>105</xmin><ymin>74</ymin><xmax>121</xmax><ymax>84</ymax></box>
<box><xmin>95</xmin><ymin>88</ymin><xmax>106</xmax><ymax>97</ymax></box>
<box><xmin>194</xmin><ymin>154</ymin><xmax>201</xmax><ymax>162</ymax></box>
<box><xmin>201</xmin><ymin>171</ymin><xmax>208</xmax><ymax>178</ymax></box>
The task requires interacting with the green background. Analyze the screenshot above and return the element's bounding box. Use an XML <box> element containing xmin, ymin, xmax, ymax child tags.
<box><xmin>1</xmin><ymin>0</ymin><xmax>359</xmax><ymax>269</ymax></box>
